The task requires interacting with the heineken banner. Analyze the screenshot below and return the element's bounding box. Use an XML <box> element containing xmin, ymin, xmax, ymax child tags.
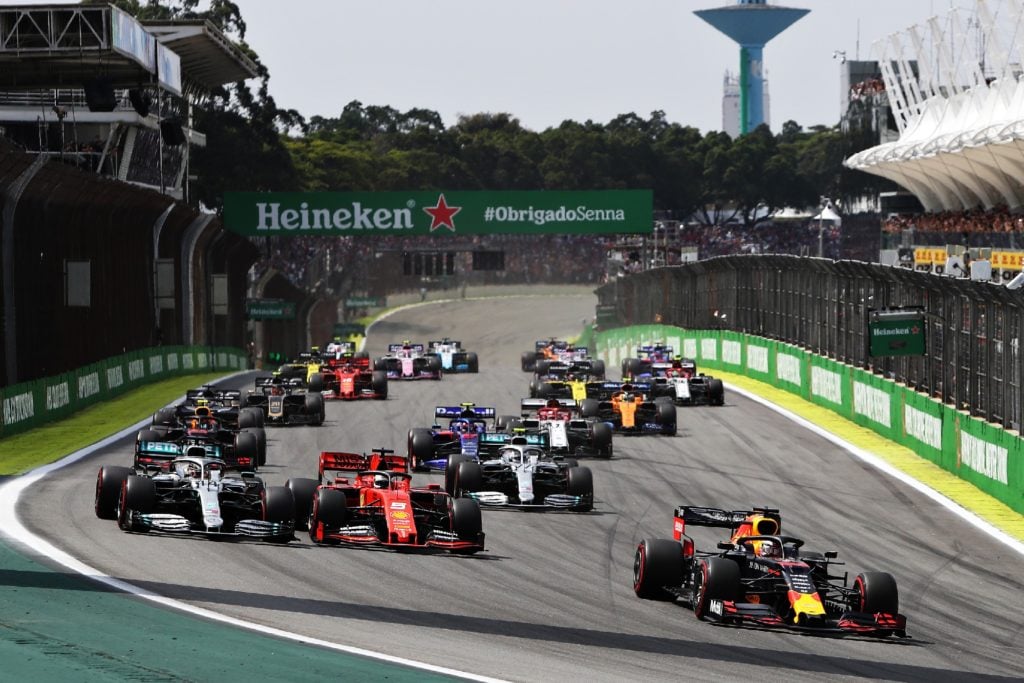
<box><xmin>223</xmin><ymin>190</ymin><xmax>653</xmax><ymax>236</ymax></box>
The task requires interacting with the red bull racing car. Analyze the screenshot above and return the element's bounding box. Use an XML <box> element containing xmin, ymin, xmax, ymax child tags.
<box><xmin>632</xmin><ymin>505</ymin><xmax>908</xmax><ymax>637</ymax></box>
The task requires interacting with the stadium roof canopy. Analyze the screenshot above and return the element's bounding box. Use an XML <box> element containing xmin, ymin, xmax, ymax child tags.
<box><xmin>844</xmin><ymin>0</ymin><xmax>1024</xmax><ymax>213</ymax></box>
<box><xmin>0</xmin><ymin>4</ymin><xmax>256</xmax><ymax>92</ymax></box>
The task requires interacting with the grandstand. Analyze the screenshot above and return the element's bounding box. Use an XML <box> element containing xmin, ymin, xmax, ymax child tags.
<box><xmin>845</xmin><ymin>0</ymin><xmax>1024</xmax><ymax>281</ymax></box>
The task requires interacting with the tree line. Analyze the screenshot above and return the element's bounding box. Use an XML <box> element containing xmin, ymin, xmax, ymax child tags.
<box><xmin>101</xmin><ymin>1</ymin><xmax>891</xmax><ymax>226</ymax></box>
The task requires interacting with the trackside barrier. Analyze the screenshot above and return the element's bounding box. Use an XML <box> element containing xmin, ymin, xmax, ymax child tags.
<box><xmin>0</xmin><ymin>346</ymin><xmax>247</xmax><ymax>439</ymax></box>
<box><xmin>592</xmin><ymin>324</ymin><xmax>1024</xmax><ymax>515</ymax></box>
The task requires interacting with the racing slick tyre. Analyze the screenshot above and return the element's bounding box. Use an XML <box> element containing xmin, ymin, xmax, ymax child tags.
<box><xmin>305</xmin><ymin>392</ymin><xmax>325</xmax><ymax>426</ymax></box>
<box><xmin>633</xmin><ymin>538</ymin><xmax>684</xmax><ymax>600</ymax></box>
<box><xmin>656</xmin><ymin>401</ymin><xmax>677</xmax><ymax>436</ymax></box>
<box><xmin>591</xmin><ymin>422</ymin><xmax>613</xmax><ymax>458</ymax></box>
<box><xmin>427</xmin><ymin>356</ymin><xmax>443</xmax><ymax>375</ymax></box>
<box><xmin>241</xmin><ymin>428</ymin><xmax>267</xmax><ymax>466</ymax></box>
<box><xmin>566</xmin><ymin>466</ymin><xmax>594</xmax><ymax>511</ymax></box>
<box><xmin>374</xmin><ymin>357</ymin><xmax>387</xmax><ymax>371</ymax></box>
<box><xmin>623</xmin><ymin>358</ymin><xmax>642</xmax><ymax>379</ymax></box>
<box><xmin>528</xmin><ymin>378</ymin><xmax>540</xmax><ymax>398</ymax></box>
<box><xmin>466</xmin><ymin>352</ymin><xmax>479</xmax><ymax>373</ymax></box>
<box><xmin>454</xmin><ymin>461</ymin><xmax>483</xmax><ymax>498</ymax></box>
<box><xmin>233</xmin><ymin>431</ymin><xmax>259</xmax><ymax>470</ymax></box>
<box><xmin>371</xmin><ymin>370</ymin><xmax>388</xmax><ymax>399</ymax></box>
<box><xmin>591</xmin><ymin>359</ymin><xmax>606</xmax><ymax>379</ymax></box>
<box><xmin>117</xmin><ymin>475</ymin><xmax>156</xmax><ymax>532</ymax></box>
<box><xmin>409</xmin><ymin>428</ymin><xmax>435</xmax><ymax>471</ymax></box>
<box><xmin>521</xmin><ymin>352</ymin><xmax>536</xmax><ymax>372</ymax></box>
<box><xmin>854</xmin><ymin>572</ymin><xmax>899</xmax><ymax>616</ymax></box>
<box><xmin>579</xmin><ymin>398</ymin><xmax>600</xmax><ymax>419</ymax></box>
<box><xmin>238</xmin><ymin>408</ymin><xmax>260</xmax><ymax>429</ymax></box>
<box><xmin>284</xmin><ymin>478</ymin><xmax>320</xmax><ymax>531</ymax></box>
<box><xmin>136</xmin><ymin>428</ymin><xmax>162</xmax><ymax>444</ymax></box>
<box><xmin>495</xmin><ymin>415</ymin><xmax>518</xmax><ymax>432</ymax></box>
<box><xmin>445</xmin><ymin>454</ymin><xmax>471</xmax><ymax>495</ymax></box>
<box><xmin>535</xmin><ymin>360</ymin><xmax>552</xmax><ymax>376</ymax></box>
<box><xmin>309</xmin><ymin>488</ymin><xmax>347</xmax><ymax>544</ymax></box>
<box><xmin>692</xmin><ymin>557</ymin><xmax>742</xmax><ymax>621</ymax></box>
<box><xmin>262</xmin><ymin>486</ymin><xmax>295</xmax><ymax>542</ymax></box>
<box><xmin>707</xmin><ymin>378</ymin><xmax>725</xmax><ymax>406</ymax></box>
<box><xmin>534</xmin><ymin>381</ymin><xmax>551</xmax><ymax>399</ymax></box>
<box><xmin>307</xmin><ymin>373</ymin><xmax>324</xmax><ymax>393</ymax></box>
<box><xmin>450</xmin><ymin>498</ymin><xmax>483</xmax><ymax>553</ymax></box>
<box><xmin>95</xmin><ymin>465</ymin><xmax>132</xmax><ymax>519</ymax></box>
<box><xmin>152</xmin><ymin>407</ymin><xmax>176</xmax><ymax>426</ymax></box>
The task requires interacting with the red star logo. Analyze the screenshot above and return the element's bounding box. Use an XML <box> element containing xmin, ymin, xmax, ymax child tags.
<box><xmin>423</xmin><ymin>194</ymin><xmax>461</xmax><ymax>232</ymax></box>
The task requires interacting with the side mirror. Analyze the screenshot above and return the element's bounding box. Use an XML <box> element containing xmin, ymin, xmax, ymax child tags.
<box><xmin>717</xmin><ymin>542</ymin><xmax>734</xmax><ymax>550</ymax></box>
<box><xmin>825</xmin><ymin>551</ymin><xmax>838</xmax><ymax>559</ymax></box>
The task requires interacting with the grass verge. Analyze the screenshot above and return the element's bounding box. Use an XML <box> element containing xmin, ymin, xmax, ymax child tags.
<box><xmin>0</xmin><ymin>373</ymin><xmax>229</xmax><ymax>475</ymax></box>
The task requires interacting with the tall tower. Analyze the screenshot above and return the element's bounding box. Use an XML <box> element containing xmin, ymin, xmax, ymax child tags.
<box><xmin>695</xmin><ymin>0</ymin><xmax>808</xmax><ymax>135</ymax></box>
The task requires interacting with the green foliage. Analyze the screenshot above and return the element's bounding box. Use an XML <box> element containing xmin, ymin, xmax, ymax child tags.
<box><xmin>115</xmin><ymin>3</ymin><xmax>885</xmax><ymax>218</ymax></box>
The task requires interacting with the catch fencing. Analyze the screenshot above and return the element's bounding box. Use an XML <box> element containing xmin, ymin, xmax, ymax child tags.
<box><xmin>598</xmin><ymin>255</ymin><xmax>1024</xmax><ymax>432</ymax></box>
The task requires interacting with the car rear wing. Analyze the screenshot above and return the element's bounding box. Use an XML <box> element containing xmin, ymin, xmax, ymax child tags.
<box><xmin>388</xmin><ymin>343</ymin><xmax>425</xmax><ymax>354</ymax></box>
<box><xmin>672</xmin><ymin>505</ymin><xmax>781</xmax><ymax>538</ymax></box>
<box><xmin>479</xmin><ymin>431</ymin><xmax>549</xmax><ymax>448</ymax></box>
<box><xmin>319</xmin><ymin>450</ymin><xmax>409</xmax><ymax>480</ymax></box>
<box><xmin>428</xmin><ymin>339</ymin><xmax>461</xmax><ymax>348</ymax></box>
<box><xmin>435</xmin><ymin>405</ymin><xmax>495</xmax><ymax>419</ymax></box>
<box><xmin>520</xmin><ymin>398</ymin><xmax>576</xmax><ymax>416</ymax></box>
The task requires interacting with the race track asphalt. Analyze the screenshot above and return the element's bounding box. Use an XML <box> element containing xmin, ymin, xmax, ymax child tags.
<box><xmin>16</xmin><ymin>293</ymin><xmax>1024</xmax><ymax>682</ymax></box>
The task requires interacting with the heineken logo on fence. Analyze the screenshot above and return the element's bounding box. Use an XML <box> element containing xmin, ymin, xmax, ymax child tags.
<box><xmin>223</xmin><ymin>190</ymin><xmax>652</xmax><ymax>236</ymax></box>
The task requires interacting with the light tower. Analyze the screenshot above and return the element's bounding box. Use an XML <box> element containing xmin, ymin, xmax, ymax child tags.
<box><xmin>695</xmin><ymin>0</ymin><xmax>809</xmax><ymax>135</ymax></box>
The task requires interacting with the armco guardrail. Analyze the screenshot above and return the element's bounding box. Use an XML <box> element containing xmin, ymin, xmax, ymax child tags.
<box><xmin>0</xmin><ymin>346</ymin><xmax>248</xmax><ymax>439</ymax></box>
<box><xmin>595</xmin><ymin>324</ymin><xmax>1023</xmax><ymax>515</ymax></box>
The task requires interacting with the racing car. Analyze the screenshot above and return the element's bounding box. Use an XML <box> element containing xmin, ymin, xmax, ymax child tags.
<box><xmin>529</xmin><ymin>362</ymin><xmax>608</xmax><ymax>400</ymax></box>
<box><xmin>580</xmin><ymin>383</ymin><xmax>677</xmax><ymax>436</ymax></box>
<box><xmin>289</xmin><ymin>449</ymin><xmax>484</xmax><ymax>553</ymax></box>
<box><xmin>320</xmin><ymin>360</ymin><xmax>388</xmax><ymax>400</ymax></box>
<box><xmin>245</xmin><ymin>375</ymin><xmax>325</xmax><ymax>426</ymax></box>
<box><xmin>428</xmin><ymin>338</ymin><xmax>479</xmax><ymax>373</ymax></box>
<box><xmin>137</xmin><ymin>402</ymin><xmax>265</xmax><ymax>469</ymax></box>
<box><xmin>445</xmin><ymin>433</ymin><xmax>594</xmax><ymax>511</ymax></box>
<box><xmin>632</xmin><ymin>505</ymin><xmax>908</xmax><ymax>637</ymax></box>
<box><xmin>94</xmin><ymin>453</ymin><xmax>295</xmax><ymax>541</ymax></box>
<box><xmin>519</xmin><ymin>397</ymin><xmax>613</xmax><ymax>458</ymax></box>
<box><xmin>626</xmin><ymin>356</ymin><xmax>725</xmax><ymax>407</ymax></box>
<box><xmin>621</xmin><ymin>342</ymin><xmax>675</xmax><ymax>377</ymax></box>
<box><xmin>375</xmin><ymin>341</ymin><xmax>443</xmax><ymax>380</ymax></box>
<box><xmin>156</xmin><ymin>386</ymin><xmax>257</xmax><ymax>429</ymax></box>
<box><xmin>407</xmin><ymin>404</ymin><xmax>496</xmax><ymax>471</ymax></box>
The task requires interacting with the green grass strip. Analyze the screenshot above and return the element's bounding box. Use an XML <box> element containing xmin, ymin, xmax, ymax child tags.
<box><xmin>0</xmin><ymin>373</ymin><xmax>227</xmax><ymax>475</ymax></box>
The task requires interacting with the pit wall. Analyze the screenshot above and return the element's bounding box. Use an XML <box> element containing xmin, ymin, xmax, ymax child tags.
<box><xmin>595</xmin><ymin>325</ymin><xmax>1022</xmax><ymax>515</ymax></box>
<box><xmin>0</xmin><ymin>346</ymin><xmax>248</xmax><ymax>439</ymax></box>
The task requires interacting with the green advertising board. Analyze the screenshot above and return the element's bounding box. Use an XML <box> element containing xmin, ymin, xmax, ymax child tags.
<box><xmin>345</xmin><ymin>296</ymin><xmax>386</xmax><ymax>308</ymax></box>
<box><xmin>246</xmin><ymin>299</ymin><xmax>296</xmax><ymax>320</ymax></box>
<box><xmin>867</xmin><ymin>308</ymin><xmax>926</xmax><ymax>357</ymax></box>
<box><xmin>222</xmin><ymin>190</ymin><xmax>653</xmax><ymax>237</ymax></box>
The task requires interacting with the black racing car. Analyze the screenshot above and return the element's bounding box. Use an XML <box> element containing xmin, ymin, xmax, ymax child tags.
<box><xmin>632</xmin><ymin>505</ymin><xmax>908</xmax><ymax>637</ymax></box>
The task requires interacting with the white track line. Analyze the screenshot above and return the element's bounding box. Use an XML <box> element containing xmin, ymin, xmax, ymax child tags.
<box><xmin>0</xmin><ymin>375</ymin><xmax>506</xmax><ymax>683</ymax></box>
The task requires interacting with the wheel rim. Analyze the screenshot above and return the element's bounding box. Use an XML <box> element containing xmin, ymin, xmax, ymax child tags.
<box><xmin>633</xmin><ymin>545</ymin><xmax>645</xmax><ymax>591</ymax></box>
<box><xmin>693</xmin><ymin>564</ymin><xmax>707</xmax><ymax>615</ymax></box>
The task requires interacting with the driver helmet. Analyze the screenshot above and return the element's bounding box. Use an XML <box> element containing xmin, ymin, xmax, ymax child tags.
<box><xmin>757</xmin><ymin>539</ymin><xmax>782</xmax><ymax>559</ymax></box>
<box><xmin>452</xmin><ymin>420</ymin><xmax>471</xmax><ymax>434</ymax></box>
<box><xmin>372</xmin><ymin>473</ymin><xmax>390</xmax><ymax>489</ymax></box>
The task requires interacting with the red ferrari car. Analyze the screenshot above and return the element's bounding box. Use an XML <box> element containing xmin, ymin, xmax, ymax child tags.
<box><xmin>291</xmin><ymin>449</ymin><xmax>484</xmax><ymax>553</ymax></box>
<box><xmin>320</xmin><ymin>359</ymin><xmax>388</xmax><ymax>400</ymax></box>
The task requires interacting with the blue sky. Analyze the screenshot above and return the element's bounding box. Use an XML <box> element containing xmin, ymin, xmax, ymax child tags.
<box><xmin>240</xmin><ymin>0</ymin><xmax>955</xmax><ymax>133</ymax></box>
